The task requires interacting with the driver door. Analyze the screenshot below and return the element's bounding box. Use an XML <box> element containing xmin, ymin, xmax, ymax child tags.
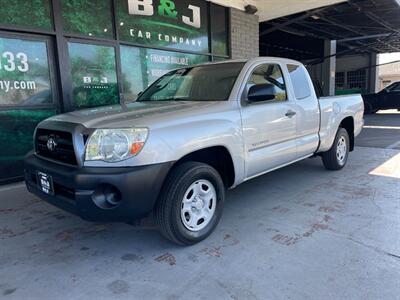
<box><xmin>240</xmin><ymin>63</ymin><xmax>298</xmax><ymax>179</ymax></box>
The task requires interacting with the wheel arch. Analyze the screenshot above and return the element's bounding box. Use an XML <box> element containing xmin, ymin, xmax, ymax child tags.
<box><xmin>170</xmin><ymin>146</ymin><xmax>236</xmax><ymax>189</ymax></box>
<box><xmin>339</xmin><ymin>116</ymin><xmax>355</xmax><ymax>151</ymax></box>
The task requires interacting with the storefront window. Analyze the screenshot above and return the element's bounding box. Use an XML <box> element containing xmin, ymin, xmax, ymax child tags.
<box><xmin>68</xmin><ymin>42</ymin><xmax>119</xmax><ymax>108</ymax></box>
<box><xmin>116</xmin><ymin>0</ymin><xmax>209</xmax><ymax>53</ymax></box>
<box><xmin>120</xmin><ymin>45</ymin><xmax>209</xmax><ymax>102</ymax></box>
<box><xmin>61</xmin><ymin>0</ymin><xmax>114</xmax><ymax>39</ymax></box>
<box><xmin>0</xmin><ymin>0</ymin><xmax>231</xmax><ymax>183</ymax></box>
<box><xmin>0</xmin><ymin>0</ymin><xmax>53</xmax><ymax>30</ymax></box>
<box><xmin>0</xmin><ymin>109</ymin><xmax>55</xmax><ymax>183</ymax></box>
<box><xmin>0</xmin><ymin>37</ymin><xmax>52</xmax><ymax>106</ymax></box>
<box><xmin>210</xmin><ymin>4</ymin><xmax>229</xmax><ymax>56</ymax></box>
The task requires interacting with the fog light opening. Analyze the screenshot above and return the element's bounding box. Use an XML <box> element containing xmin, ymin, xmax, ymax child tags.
<box><xmin>92</xmin><ymin>184</ymin><xmax>122</xmax><ymax>209</ymax></box>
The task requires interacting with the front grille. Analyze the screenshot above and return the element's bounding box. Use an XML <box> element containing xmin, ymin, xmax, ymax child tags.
<box><xmin>35</xmin><ymin>128</ymin><xmax>77</xmax><ymax>165</ymax></box>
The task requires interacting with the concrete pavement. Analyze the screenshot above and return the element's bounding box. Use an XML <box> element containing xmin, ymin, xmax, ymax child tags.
<box><xmin>0</xmin><ymin>114</ymin><xmax>399</xmax><ymax>299</ymax></box>
<box><xmin>356</xmin><ymin>110</ymin><xmax>400</xmax><ymax>149</ymax></box>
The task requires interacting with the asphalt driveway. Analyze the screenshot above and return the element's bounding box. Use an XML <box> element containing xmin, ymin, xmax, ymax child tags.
<box><xmin>1</xmin><ymin>113</ymin><xmax>399</xmax><ymax>300</ymax></box>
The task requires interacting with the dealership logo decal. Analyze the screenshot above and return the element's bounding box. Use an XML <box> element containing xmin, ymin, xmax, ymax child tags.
<box><xmin>127</xmin><ymin>0</ymin><xmax>203</xmax><ymax>49</ymax></box>
<box><xmin>128</xmin><ymin>0</ymin><xmax>201</xmax><ymax>28</ymax></box>
<box><xmin>47</xmin><ymin>137</ymin><xmax>57</xmax><ymax>152</ymax></box>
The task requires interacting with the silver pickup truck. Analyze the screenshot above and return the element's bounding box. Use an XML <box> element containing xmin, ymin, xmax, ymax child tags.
<box><xmin>24</xmin><ymin>57</ymin><xmax>364</xmax><ymax>245</ymax></box>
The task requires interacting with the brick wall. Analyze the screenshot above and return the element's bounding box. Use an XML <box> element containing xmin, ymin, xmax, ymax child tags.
<box><xmin>229</xmin><ymin>8</ymin><xmax>259</xmax><ymax>59</ymax></box>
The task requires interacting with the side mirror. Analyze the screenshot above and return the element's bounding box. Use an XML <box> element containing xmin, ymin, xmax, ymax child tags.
<box><xmin>247</xmin><ymin>83</ymin><xmax>276</xmax><ymax>102</ymax></box>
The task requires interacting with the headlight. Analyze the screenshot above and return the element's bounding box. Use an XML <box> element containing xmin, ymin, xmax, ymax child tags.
<box><xmin>85</xmin><ymin>128</ymin><xmax>148</xmax><ymax>162</ymax></box>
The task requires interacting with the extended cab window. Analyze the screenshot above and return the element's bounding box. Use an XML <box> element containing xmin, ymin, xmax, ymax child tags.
<box><xmin>287</xmin><ymin>64</ymin><xmax>312</xmax><ymax>100</ymax></box>
<box><xmin>247</xmin><ymin>64</ymin><xmax>287</xmax><ymax>101</ymax></box>
<box><xmin>137</xmin><ymin>63</ymin><xmax>245</xmax><ymax>102</ymax></box>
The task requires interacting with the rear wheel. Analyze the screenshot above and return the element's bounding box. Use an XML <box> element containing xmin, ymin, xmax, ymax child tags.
<box><xmin>155</xmin><ymin>162</ymin><xmax>225</xmax><ymax>245</ymax></box>
<box><xmin>322</xmin><ymin>128</ymin><xmax>350</xmax><ymax>170</ymax></box>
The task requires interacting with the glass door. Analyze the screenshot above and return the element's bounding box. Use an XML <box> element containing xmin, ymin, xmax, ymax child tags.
<box><xmin>0</xmin><ymin>32</ymin><xmax>57</xmax><ymax>183</ymax></box>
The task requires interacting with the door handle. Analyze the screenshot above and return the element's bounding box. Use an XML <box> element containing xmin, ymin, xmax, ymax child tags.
<box><xmin>285</xmin><ymin>110</ymin><xmax>296</xmax><ymax>118</ymax></box>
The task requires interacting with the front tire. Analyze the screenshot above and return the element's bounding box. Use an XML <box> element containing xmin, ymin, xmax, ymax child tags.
<box><xmin>322</xmin><ymin>128</ymin><xmax>350</xmax><ymax>170</ymax></box>
<box><xmin>155</xmin><ymin>162</ymin><xmax>225</xmax><ymax>245</ymax></box>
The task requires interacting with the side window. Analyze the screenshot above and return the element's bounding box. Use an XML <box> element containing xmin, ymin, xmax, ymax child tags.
<box><xmin>247</xmin><ymin>64</ymin><xmax>287</xmax><ymax>101</ymax></box>
<box><xmin>287</xmin><ymin>64</ymin><xmax>312</xmax><ymax>100</ymax></box>
<box><xmin>388</xmin><ymin>83</ymin><xmax>400</xmax><ymax>92</ymax></box>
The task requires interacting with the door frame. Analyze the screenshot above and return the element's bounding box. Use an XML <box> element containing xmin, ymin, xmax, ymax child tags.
<box><xmin>238</xmin><ymin>60</ymin><xmax>299</xmax><ymax>178</ymax></box>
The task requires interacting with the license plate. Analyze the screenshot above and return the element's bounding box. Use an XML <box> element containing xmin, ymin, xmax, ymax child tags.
<box><xmin>37</xmin><ymin>171</ymin><xmax>54</xmax><ymax>195</ymax></box>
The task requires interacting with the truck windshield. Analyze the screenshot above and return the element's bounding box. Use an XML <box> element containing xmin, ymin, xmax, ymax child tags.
<box><xmin>137</xmin><ymin>63</ymin><xmax>245</xmax><ymax>102</ymax></box>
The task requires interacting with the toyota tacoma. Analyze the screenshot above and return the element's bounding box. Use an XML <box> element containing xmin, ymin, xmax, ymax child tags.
<box><xmin>25</xmin><ymin>57</ymin><xmax>364</xmax><ymax>245</ymax></box>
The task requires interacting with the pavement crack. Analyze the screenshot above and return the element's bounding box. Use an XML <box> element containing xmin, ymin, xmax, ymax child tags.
<box><xmin>369</xmin><ymin>189</ymin><xmax>382</xmax><ymax>215</ymax></box>
<box><xmin>386</xmin><ymin>252</ymin><xmax>400</xmax><ymax>260</ymax></box>
<box><xmin>347</xmin><ymin>237</ymin><xmax>400</xmax><ymax>260</ymax></box>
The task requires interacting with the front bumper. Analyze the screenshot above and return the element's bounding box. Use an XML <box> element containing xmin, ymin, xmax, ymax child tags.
<box><xmin>24</xmin><ymin>153</ymin><xmax>173</xmax><ymax>222</ymax></box>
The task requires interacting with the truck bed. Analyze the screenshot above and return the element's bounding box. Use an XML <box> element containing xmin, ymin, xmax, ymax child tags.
<box><xmin>318</xmin><ymin>94</ymin><xmax>364</xmax><ymax>152</ymax></box>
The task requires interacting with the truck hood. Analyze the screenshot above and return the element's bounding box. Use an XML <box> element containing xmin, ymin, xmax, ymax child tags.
<box><xmin>44</xmin><ymin>101</ymin><xmax>221</xmax><ymax>128</ymax></box>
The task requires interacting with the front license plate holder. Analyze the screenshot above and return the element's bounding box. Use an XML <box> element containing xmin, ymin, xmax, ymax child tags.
<box><xmin>36</xmin><ymin>171</ymin><xmax>54</xmax><ymax>195</ymax></box>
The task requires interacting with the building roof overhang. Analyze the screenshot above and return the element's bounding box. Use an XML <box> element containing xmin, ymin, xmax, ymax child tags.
<box><xmin>259</xmin><ymin>0</ymin><xmax>400</xmax><ymax>58</ymax></box>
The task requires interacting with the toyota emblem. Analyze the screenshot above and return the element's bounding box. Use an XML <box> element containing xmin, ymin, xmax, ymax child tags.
<box><xmin>47</xmin><ymin>137</ymin><xmax>57</xmax><ymax>151</ymax></box>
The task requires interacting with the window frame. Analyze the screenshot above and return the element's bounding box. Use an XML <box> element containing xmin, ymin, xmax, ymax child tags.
<box><xmin>346</xmin><ymin>69</ymin><xmax>367</xmax><ymax>90</ymax></box>
<box><xmin>287</xmin><ymin>63</ymin><xmax>312</xmax><ymax>100</ymax></box>
<box><xmin>241</xmin><ymin>62</ymin><xmax>289</xmax><ymax>106</ymax></box>
<box><xmin>335</xmin><ymin>71</ymin><xmax>345</xmax><ymax>89</ymax></box>
<box><xmin>0</xmin><ymin>30</ymin><xmax>60</xmax><ymax>112</ymax></box>
<box><xmin>66</xmin><ymin>38</ymin><xmax>120</xmax><ymax>109</ymax></box>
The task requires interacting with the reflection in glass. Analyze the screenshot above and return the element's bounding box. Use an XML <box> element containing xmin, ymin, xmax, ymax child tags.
<box><xmin>138</xmin><ymin>63</ymin><xmax>244</xmax><ymax>102</ymax></box>
<box><xmin>61</xmin><ymin>0</ymin><xmax>114</xmax><ymax>39</ymax></box>
<box><xmin>68</xmin><ymin>42</ymin><xmax>119</xmax><ymax>108</ymax></box>
<box><xmin>287</xmin><ymin>64</ymin><xmax>312</xmax><ymax>100</ymax></box>
<box><xmin>248</xmin><ymin>64</ymin><xmax>287</xmax><ymax>101</ymax></box>
<box><xmin>0</xmin><ymin>37</ymin><xmax>52</xmax><ymax>106</ymax></box>
<box><xmin>120</xmin><ymin>46</ymin><xmax>209</xmax><ymax>103</ymax></box>
<box><xmin>210</xmin><ymin>4</ymin><xmax>228</xmax><ymax>56</ymax></box>
<box><xmin>0</xmin><ymin>0</ymin><xmax>53</xmax><ymax>30</ymax></box>
<box><xmin>0</xmin><ymin>109</ymin><xmax>55</xmax><ymax>182</ymax></box>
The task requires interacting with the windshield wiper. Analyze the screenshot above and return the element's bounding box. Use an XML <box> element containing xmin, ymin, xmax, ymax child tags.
<box><xmin>140</xmin><ymin>96</ymin><xmax>189</xmax><ymax>101</ymax></box>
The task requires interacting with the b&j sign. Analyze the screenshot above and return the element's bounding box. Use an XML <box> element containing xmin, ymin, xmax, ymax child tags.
<box><xmin>117</xmin><ymin>0</ymin><xmax>209</xmax><ymax>53</ymax></box>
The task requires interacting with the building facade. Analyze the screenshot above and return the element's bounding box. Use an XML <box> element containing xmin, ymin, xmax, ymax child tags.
<box><xmin>378</xmin><ymin>61</ymin><xmax>400</xmax><ymax>90</ymax></box>
<box><xmin>334</xmin><ymin>53</ymin><xmax>379</xmax><ymax>95</ymax></box>
<box><xmin>0</xmin><ymin>0</ymin><xmax>262</xmax><ymax>183</ymax></box>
